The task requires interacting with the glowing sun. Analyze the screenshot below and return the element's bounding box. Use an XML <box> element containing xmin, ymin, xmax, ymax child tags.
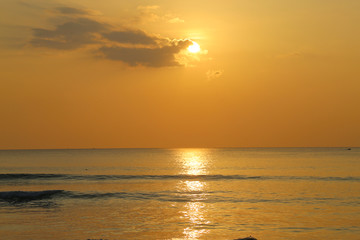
<box><xmin>188</xmin><ymin>41</ymin><xmax>201</xmax><ymax>53</ymax></box>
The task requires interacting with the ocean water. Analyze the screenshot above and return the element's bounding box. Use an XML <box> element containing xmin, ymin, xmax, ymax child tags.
<box><xmin>0</xmin><ymin>148</ymin><xmax>359</xmax><ymax>240</ymax></box>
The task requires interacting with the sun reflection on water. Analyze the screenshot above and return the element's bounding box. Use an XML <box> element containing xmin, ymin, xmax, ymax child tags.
<box><xmin>180</xmin><ymin>150</ymin><xmax>209</xmax><ymax>176</ymax></box>
<box><xmin>182</xmin><ymin>202</ymin><xmax>210</xmax><ymax>239</ymax></box>
<box><xmin>176</xmin><ymin>149</ymin><xmax>211</xmax><ymax>239</ymax></box>
<box><xmin>184</xmin><ymin>180</ymin><xmax>204</xmax><ymax>192</ymax></box>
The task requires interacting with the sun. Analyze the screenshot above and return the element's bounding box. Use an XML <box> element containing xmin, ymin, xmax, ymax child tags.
<box><xmin>188</xmin><ymin>41</ymin><xmax>201</xmax><ymax>53</ymax></box>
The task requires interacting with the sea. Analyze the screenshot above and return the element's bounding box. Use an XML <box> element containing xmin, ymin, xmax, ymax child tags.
<box><xmin>0</xmin><ymin>148</ymin><xmax>359</xmax><ymax>240</ymax></box>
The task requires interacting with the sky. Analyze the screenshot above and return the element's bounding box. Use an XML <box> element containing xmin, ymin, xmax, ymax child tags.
<box><xmin>0</xmin><ymin>0</ymin><xmax>359</xmax><ymax>149</ymax></box>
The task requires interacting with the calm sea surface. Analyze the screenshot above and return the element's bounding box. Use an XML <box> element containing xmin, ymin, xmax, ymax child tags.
<box><xmin>0</xmin><ymin>148</ymin><xmax>359</xmax><ymax>240</ymax></box>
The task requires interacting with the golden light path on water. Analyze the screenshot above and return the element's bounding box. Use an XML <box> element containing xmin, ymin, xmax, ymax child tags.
<box><xmin>176</xmin><ymin>150</ymin><xmax>211</xmax><ymax>240</ymax></box>
<box><xmin>181</xmin><ymin>151</ymin><xmax>208</xmax><ymax>175</ymax></box>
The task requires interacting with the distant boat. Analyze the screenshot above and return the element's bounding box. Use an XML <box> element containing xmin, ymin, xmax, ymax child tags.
<box><xmin>234</xmin><ymin>237</ymin><xmax>257</xmax><ymax>240</ymax></box>
<box><xmin>347</xmin><ymin>148</ymin><xmax>351</xmax><ymax>150</ymax></box>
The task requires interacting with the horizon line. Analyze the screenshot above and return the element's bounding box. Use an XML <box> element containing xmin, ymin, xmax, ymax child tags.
<box><xmin>0</xmin><ymin>146</ymin><xmax>357</xmax><ymax>151</ymax></box>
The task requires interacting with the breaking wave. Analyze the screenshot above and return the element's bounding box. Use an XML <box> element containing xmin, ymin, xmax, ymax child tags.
<box><xmin>0</xmin><ymin>190</ymin><xmax>64</xmax><ymax>203</ymax></box>
<box><xmin>1</xmin><ymin>190</ymin><xmax>358</xmax><ymax>205</ymax></box>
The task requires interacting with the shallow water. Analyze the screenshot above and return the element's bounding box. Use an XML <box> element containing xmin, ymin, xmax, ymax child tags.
<box><xmin>0</xmin><ymin>148</ymin><xmax>359</xmax><ymax>239</ymax></box>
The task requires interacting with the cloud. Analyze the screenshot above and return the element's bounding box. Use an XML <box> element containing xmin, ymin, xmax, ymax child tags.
<box><xmin>99</xmin><ymin>39</ymin><xmax>192</xmax><ymax>67</ymax></box>
<box><xmin>17</xmin><ymin>1</ymin><xmax>44</xmax><ymax>10</ymax></box>
<box><xmin>135</xmin><ymin>5</ymin><xmax>184</xmax><ymax>24</ymax></box>
<box><xmin>28</xmin><ymin>6</ymin><xmax>202</xmax><ymax>67</ymax></box>
<box><xmin>135</xmin><ymin>5</ymin><xmax>160</xmax><ymax>23</ymax></box>
<box><xmin>102</xmin><ymin>30</ymin><xmax>158</xmax><ymax>45</ymax></box>
<box><xmin>206</xmin><ymin>69</ymin><xmax>224</xmax><ymax>80</ymax></box>
<box><xmin>137</xmin><ymin>5</ymin><xmax>160</xmax><ymax>11</ymax></box>
<box><xmin>168</xmin><ymin>17</ymin><xmax>185</xmax><ymax>24</ymax></box>
<box><xmin>276</xmin><ymin>51</ymin><xmax>302</xmax><ymax>59</ymax></box>
<box><xmin>55</xmin><ymin>7</ymin><xmax>92</xmax><ymax>15</ymax></box>
<box><xmin>30</xmin><ymin>17</ymin><xmax>108</xmax><ymax>50</ymax></box>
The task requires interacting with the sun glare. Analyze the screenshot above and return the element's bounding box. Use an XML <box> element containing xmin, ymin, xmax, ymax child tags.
<box><xmin>188</xmin><ymin>41</ymin><xmax>201</xmax><ymax>53</ymax></box>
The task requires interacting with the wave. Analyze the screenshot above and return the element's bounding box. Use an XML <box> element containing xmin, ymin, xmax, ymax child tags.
<box><xmin>0</xmin><ymin>190</ymin><xmax>64</xmax><ymax>203</ymax></box>
<box><xmin>0</xmin><ymin>174</ymin><xmax>68</xmax><ymax>180</ymax></box>
<box><xmin>0</xmin><ymin>173</ymin><xmax>359</xmax><ymax>182</ymax></box>
<box><xmin>1</xmin><ymin>190</ymin><xmax>359</xmax><ymax>205</ymax></box>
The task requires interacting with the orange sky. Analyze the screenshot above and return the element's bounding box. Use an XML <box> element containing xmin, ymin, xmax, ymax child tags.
<box><xmin>1</xmin><ymin>0</ymin><xmax>359</xmax><ymax>149</ymax></box>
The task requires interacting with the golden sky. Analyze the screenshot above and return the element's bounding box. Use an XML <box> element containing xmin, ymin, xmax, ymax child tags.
<box><xmin>1</xmin><ymin>0</ymin><xmax>359</xmax><ymax>149</ymax></box>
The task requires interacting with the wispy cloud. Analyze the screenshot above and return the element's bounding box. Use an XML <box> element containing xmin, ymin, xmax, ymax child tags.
<box><xmin>17</xmin><ymin>1</ymin><xmax>45</xmax><ymax>10</ymax></box>
<box><xmin>206</xmin><ymin>69</ymin><xmax>224</xmax><ymax>80</ymax></box>
<box><xmin>168</xmin><ymin>17</ymin><xmax>185</xmax><ymax>24</ymax></box>
<box><xmin>137</xmin><ymin>5</ymin><xmax>160</xmax><ymax>11</ymax></box>
<box><xmin>28</xmin><ymin>6</ymin><xmax>201</xmax><ymax>67</ymax></box>
<box><xmin>276</xmin><ymin>51</ymin><xmax>302</xmax><ymax>59</ymax></box>
<box><xmin>135</xmin><ymin>5</ymin><xmax>185</xmax><ymax>24</ymax></box>
<box><xmin>54</xmin><ymin>7</ymin><xmax>92</xmax><ymax>15</ymax></box>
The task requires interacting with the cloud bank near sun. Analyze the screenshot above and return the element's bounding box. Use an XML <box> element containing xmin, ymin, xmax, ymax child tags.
<box><xmin>28</xmin><ymin>6</ymin><xmax>204</xmax><ymax>67</ymax></box>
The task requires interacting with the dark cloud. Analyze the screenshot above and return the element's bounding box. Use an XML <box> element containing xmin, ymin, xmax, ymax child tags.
<box><xmin>99</xmin><ymin>39</ymin><xmax>192</xmax><ymax>67</ymax></box>
<box><xmin>55</xmin><ymin>7</ymin><xmax>91</xmax><ymax>15</ymax></box>
<box><xmin>29</xmin><ymin>6</ymin><xmax>199</xmax><ymax>67</ymax></box>
<box><xmin>30</xmin><ymin>18</ymin><xmax>108</xmax><ymax>49</ymax></box>
<box><xmin>102</xmin><ymin>30</ymin><xmax>157</xmax><ymax>45</ymax></box>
